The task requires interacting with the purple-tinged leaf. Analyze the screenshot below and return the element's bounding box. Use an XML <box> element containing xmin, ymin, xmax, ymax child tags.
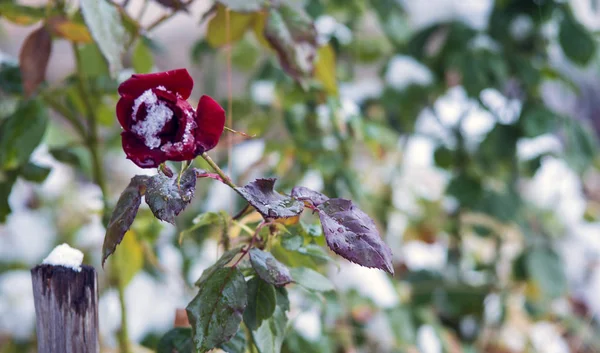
<box><xmin>291</xmin><ymin>186</ymin><xmax>329</xmax><ymax>207</ymax></box>
<box><xmin>102</xmin><ymin>175</ymin><xmax>149</xmax><ymax>266</ymax></box>
<box><xmin>249</xmin><ymin>248</ymin><xmax>293</xmax><ymax>287</ymax></box>
<box><xmin>145</xmin><ymin>168</ymin><xmax>196</xmax><ymax>224</ymax></box>
<box><xmin>186</xmin><ymin>267</ymin><xmax>247</xmax><ymax>353</ymax></box>
<box><xmin>235</xmin><ymin>178</ymin><xmax>304</xmax><ymax>219</ymax></box>
<box><xmin>317</xmin><ymin>199</ymin><xmax>394</xmax><ymax>274</ymax></box>
<box><xmin>263</xmin><ymin>4</ymin><xmax>317</xmax><ymax>88</ymax></box>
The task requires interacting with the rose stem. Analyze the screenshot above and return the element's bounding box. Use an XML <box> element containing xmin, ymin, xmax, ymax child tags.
<box><xmin>72</xmin><ymin>43</ymin><xmax>132</xmax><ymax>353</ymax></box>
<box><xmin>201</xmin><ymin>152</ymin><xmax>237</xmax><ymax>189</ymax></box>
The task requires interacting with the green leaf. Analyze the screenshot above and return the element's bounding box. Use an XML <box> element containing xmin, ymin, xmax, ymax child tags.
<box><xmin>559</xmin><ymin>9</ymin><xmax>596</xmax><ymax>66</ymax></box>
<box><xmin>216</xmin><ymin>0</ymin><xmax>264</xmax><ymax>12</ymax></box>
<box><xmin>0</xmin><ymin>61</ymin><xmax>23</xmax><ymax>94</ymax></box>
<box><xmin>252</xmin><ymin>287</ymin><xmax>289</xmax><ymax>353</ymax></box>
<box><xmin>314</xmin><ymin>44</ymin><xmax>337</xmax><ymax>95</ymax></box>
<box><xmin>186</xmin><ymin>267</ymin><xmax>248</xmax><ymax>353</ymax></box>
<box><xmin>157</xmin><ymin>327</ymin><xmax>193</xmax><ymax>353</ymax></box>
<box><xmin>520</xmin><ymin>104</ymin><xmax>559</xmax><ymax>137</ymax></box>
<box><xmin>77</xmin><ymin>43</ymin><xmax>110</xmax><ymax>78</ymax></box>
<box><xmin>180</xmin><ymin>211</ymin><xmax>229</xmax><ymax>243</ymax></box>
<box><xmin>0</xmin><ymin>3</ymin><xmax>46</xmax><ymax>26</ymax></box>
<box><xmin>243</xmin><ymin>277</ymin><xmax>277</xmax><ymax>330</ymax></box>
<box><xmin>0</xmin><ymin>99</ymin><xmax>48</xmax><ymax>170</ymax></box>
<box><xmin>49</xmin><ymin>147</ymin><xmax>81</xmax><ymax>167</ymax></box>
<box><xmin>195</xmin><ymin>246</ymin><xmax>243</xmax><ymax>287</ymax></box>
<box><xmin>109</xmin><ymin>230</ymin><xmax>144</xmax><ymax>287</ymax></box>
<box><xmin>19</xmin><ymin>162</ymin><xmax>50</xmax><ymax>183</ymax></box>
<box><xmin>80</xmin><ymin>0</ymin><xmax>127</xmax><ymax>75</ymax></box>
<box><xmin>289</xmin><ymin>267</ymin><xmax>334</xmax><ymax>292</ymax></box>
<box><xmin>102</xmin><ymin>175</ymin><xmax>149</xmax><ymax>265</ymax></box>
<box><xmin>145</xmin><ymin>168</ymin><xmax>197</xmax><ymax>225</ymax></box>
<box><xmin>526</xmin><ymin>248</ymin><xmax>567</xmax><ymax>300</ymax></box>
<box><xmin>220</xmin><ymin>327</ymin><xmax>246</xmax><ymax>353</ymax></box>
<box><xmin>132</xmin><ymin>38</ymin><xmax>153</xmax><ymax>73</ymax></box>
<box><xmin>249</xmin><ymin>248</ymin><xmax>293</xmax><ymax>287</ymax></box>
<box><xmin>263</xmin><ymin>4</ymin><xmax>317</xmax><ymax>88</ymax></box>
<box><xmin>206</xmin><ymin>5</ymin><xmax>256</xmax><ymax>48</ymax></box>
<box><xmin>0</xmin><ymin>170</ymin><xmax>18</xmax><ymax>223</ymax></box>
<box><xmin>235</xmin><ymin>178</ymin><xmax>304</xmax><ymax>219</ymax></box>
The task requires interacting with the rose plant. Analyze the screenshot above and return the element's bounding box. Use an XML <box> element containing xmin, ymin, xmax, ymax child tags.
<box><xmin>104</xmin><ymin>69</ymin><xmax>393</xmax><ymax>352</ymax></box>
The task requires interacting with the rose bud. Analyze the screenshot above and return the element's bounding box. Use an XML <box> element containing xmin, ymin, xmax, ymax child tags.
<box><xmin>116</xmin><ymin>68</ymin><xmax>225</xmax><ymax>168</ymax></box>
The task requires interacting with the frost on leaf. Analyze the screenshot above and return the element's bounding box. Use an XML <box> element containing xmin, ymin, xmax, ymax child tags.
<box><xmin>145</xmin><ymin>167</ymin><xmax>196</xmax><ymax>224</ymax></box>
<box><xmin>291</xmin><ymin>186</ymin><xmax>329</xmax><ymax>207</ymax></box>
<box><xmin>235</xmin><ymin>178</ymin><xmax>304</xmax><ymax>219</ymax></box>
<box><xmin>102</xmin><ymin>175</ymin><xmax>149</xmax><ymax>265</ymax></box>
<box><xmin>263</xmin><ymin>4</ymin><xmax>317</xmax><ymax>88</ymax></box>
<box><xmin>186</xmin><ymin>267</ymin><xmax>247</xmax><ymax>353</ymax></box>
<box><xmin>317</xmin><ymin>198</ymin><xmax>394</xmax><ymax>274</ymax></box>
<box><xmin>249</xmin><ymin>248</ymin><xmax>293</xmax><ymax>287</ymax></box>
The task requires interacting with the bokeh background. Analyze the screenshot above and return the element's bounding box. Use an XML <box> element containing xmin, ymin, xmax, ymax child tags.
<box><xmin>1</xmin><ymin>0</ymin><xmax>600</xmax><ymax>352</ymax></box>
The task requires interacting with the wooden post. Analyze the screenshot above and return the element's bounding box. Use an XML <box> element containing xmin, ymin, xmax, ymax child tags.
<box><xmin>31</xmin><ymin>264</ymin><xmax>99</xmax><ymax>353</ymax></box>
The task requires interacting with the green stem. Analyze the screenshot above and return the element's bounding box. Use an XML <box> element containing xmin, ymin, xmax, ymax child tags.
<box><xmin>71</xmin><ymin>42</ymin><xmax>131</xmax><ymax>353</ymax></box>
<box><xmin>201</xmin><ymin>152</ymin><xmax>237</xmax><ymax>189</ymax></box>
<box><xmin>40</xmin><ymin>91</ymin><xmax>87</xmax><ymax>138</ymax></box>
<box><xmin>117</xmin><ymin>277</ymin><xmax>132</xmax><ymax>353</ymax></box>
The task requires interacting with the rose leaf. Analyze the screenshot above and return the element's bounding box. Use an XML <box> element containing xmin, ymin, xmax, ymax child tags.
<box><xmin>145</xmin><ymin>167</ymin><xmax>197</xmax><ymax>224</ymax></box>
<box><xmin>249</xmin><ymin>248</ymin><xmax>293</xmax><ymax>287</ymax></box>
<box><xmin>186</xmin><ymin>267</ymin><xmax>247</xmax><ymax>353</ymax></box>
<box><xmin>317</xmin><ymin>198</ymin><xmax>394</xmax><ymax>274</ymax></box>
<box><xmin>243</xmin><ymin>276</ymin><xmax>276</xmax><ymax>330</ymax></box>
<box><xmin>290</xmin><ymin>186</ymin><xmax>329</xmax><ymax>207</ymax></box>
<box><xmin>235</xmin><ymin>178</ymin><xmax>304</xmax><ymax>219</ymax></box>
<box><xmin>102</xmin><ymin>175</ymin><xmax>149</xmax><ymax>266</ymax></box>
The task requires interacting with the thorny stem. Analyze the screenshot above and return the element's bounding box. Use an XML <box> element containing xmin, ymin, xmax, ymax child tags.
<box><xmin>231</xmin><ymin>221</ymin><xmax>271</xmax><ymax>268</ymax></box>
<box><xmin>201</xmin><ymin>152</ymin><xmax>237</xmax><ymax>189</ymax></box>
<box><xmin>72</xmin><ymin>43</ymin><xmax>131</xmax><ymax>353</ymax></box>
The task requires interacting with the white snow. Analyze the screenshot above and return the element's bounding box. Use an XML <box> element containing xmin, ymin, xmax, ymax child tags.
<box><xmin>480</xmin><ymin>88</ymin><xmax>522</xmax><ymax>125</ymax></box>
<box><xmin>417</xmin><ymin>325</ymin><xmax>442</xmax><ymax>353</ymax></box>
<box><xmin>510</xmin><ymin>15</ymin><xmax>534</xmax><ymax>41</ymax></box>
<box><xmin>516</xmin><ymin>134</ymin><xmax>562</xmax><ymax>161</ymax></box>
<box><xmin>400</xmin><ymin>0</ymin><xmax>493</xmax><ymax>31</ymax></box>
<box><xmin>292</xmin><ymin>309</ymin><xmax>322</xmax><ymax>341</ymax></box>
<box><xmin>401</xmin><ymin>241</ymin><xmax>448</xmax><ymax>271</ymax></box>
<box><xmin>385</xmin><ymin>55</ymin><xmax>433</xmax><ymax>91</ymax></box>
<box><xmin>315</xmin><ymin>15</ymin><xmax>353</xmax><ymax>45</ymax></box>
<box><xmin>42</xmin><ymin>243</ymin><xmax>84</xmax><ymax>272</ymax></box>
<box><xmin>251</xmin><ymin>80</ymin><xmax>276</xmax><ymax>105</ymax></box>
<box><xmin>294</xmin><ymin>42</ymin><xmax>316</xmax><ymax>74</ymax></box>
<box><xmin>0</xmin><ymin>271</ymin><xmax>36</xmax><ymax>340</ymax></box>
<box><xmin>529</xmin><ymin>321</ymin><xmax>570</xmax><ymax>353</ymax></box>
<box><xmin>339</xmin><ymin>78</ymin><xmax>384</xmax><ymax>104</ymax></box>
<box><xmin>330</xmin><ymin>262</ymin><xmax>399</xmax><ymax>308</ymax></box>
<box><xmin>131</xmin><ymin>89</ymin><xmax>174</xmax><ymax>149</ymax></box>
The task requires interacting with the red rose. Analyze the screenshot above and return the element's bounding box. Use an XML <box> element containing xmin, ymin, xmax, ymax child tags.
<box><xmin>116</xmin><ymin>68</ymin><xmax>225</xmax><ymax>168</ymax></box>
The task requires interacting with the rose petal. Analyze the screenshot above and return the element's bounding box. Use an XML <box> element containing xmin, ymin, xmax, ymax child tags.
<box><xmin>160</xmin><ymin>99</ymin><xmax>197</xmax><ymax>161</ymax></box>
<box><xmin>194</xmin><ymin>95</ymin><xmax>225</xmax><ymax>154</ymax></box>
<box><xmin>116</xmin><ymin>96</ymin><xmax>134</xmax><ymax>130</ymax></box>
<box><xmin>118</xmin><ymin>68</ymin><xmax>194</xmax><ymax>99</ymax></box>
<box><xmin>121</xmin><ymin>132</ymin><xmax>167</xmax><ymax>168</ymax></box>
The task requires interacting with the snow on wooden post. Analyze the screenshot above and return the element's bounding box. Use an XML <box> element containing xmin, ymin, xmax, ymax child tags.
<box><xmin>31</xmin><ymin>244</ymin><xmax>99</xmax><ymax>353</ymax></box>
